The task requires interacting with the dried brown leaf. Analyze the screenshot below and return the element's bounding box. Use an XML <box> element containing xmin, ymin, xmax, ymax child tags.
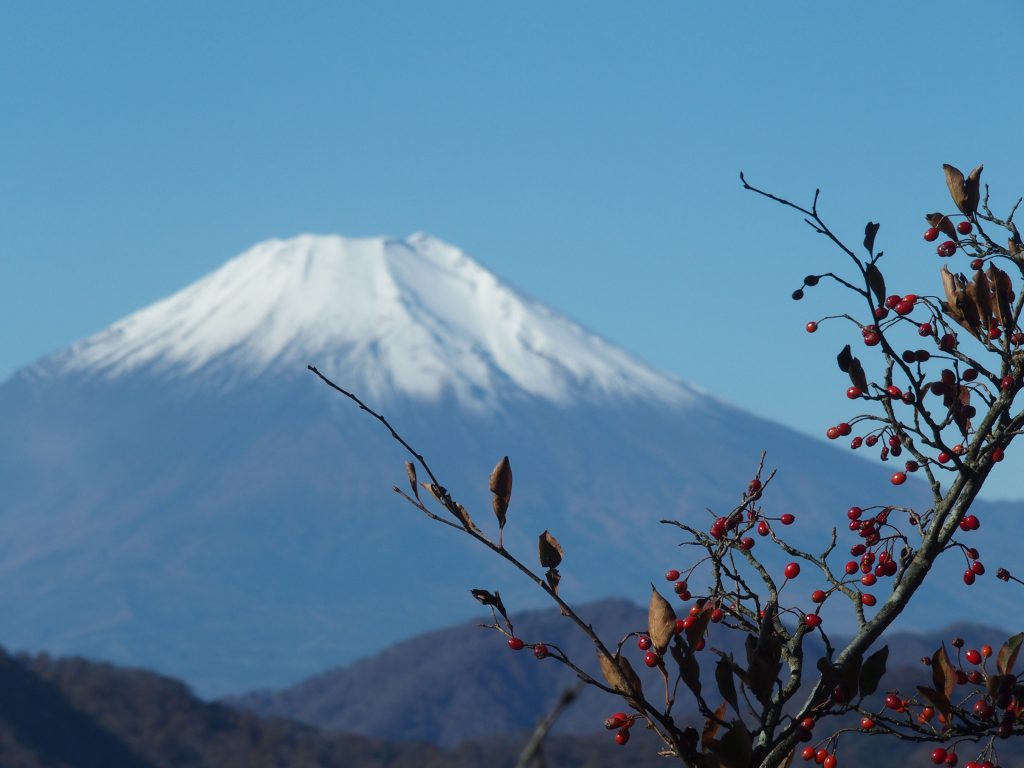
<box><xmin>647</xmin><ymin>586</ymin><xmax>677</xmax><ymax>653</ymax></box>
<box><xmin>455</xmin><ymin>504</ymin><xmax>480</xmax><ymax>532</ymax></box>
<box><xmin>489</xmin><ymin>456</ymin><xmax>513</xmax><ymax>501</ymax></box>
<box><xmin>865</xmin><ymin>263</ymin><xmax>886</xmax><ymax>306</ymax></box>
<box><xmin>538</xmin><ymin>530</ymin><xmax>564</xmax><ymax>569</ymax></box>
<box><xmin>967</xmin><ymin>269</ymin><xmax>993</xmax><ymax>332</ymax></box>
<box><xmin>489</xmin><ymin>456</ymin><xmax>512</xmax><ymax>539</ymax></box>
<box><xmin>598</xmin><ymin>651</ymin><xmax>643</xmax><ymax>704</ymax></box>
<box><xmin>927</xmin><ymin>212</ymin><xmax>958</xmax><ymax>242</ymax></box>
<box><xmin>944</xmin><ymin>164</ymin><xmax>970</xmax><ymax>214</ymax></box>
<box><xmin>405</xmin><ymin>462</ymin><xmax>420</xmax><ymax>501</ymax></box>
<box><xmin>987</xmin><ymin>265</ymin><xmax>1014</xmax><ymax>331</ymax></box>
<box><xmin>966</xmin><ymin>164</ymin><xmax>983</xmax><ymax>214</ymax></box>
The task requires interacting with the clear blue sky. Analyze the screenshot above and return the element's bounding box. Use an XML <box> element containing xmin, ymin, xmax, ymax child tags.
<box><xmin>4</xmin><ymin>2</ymin><xmax>1024</xmax><ymax>497</ymax></box>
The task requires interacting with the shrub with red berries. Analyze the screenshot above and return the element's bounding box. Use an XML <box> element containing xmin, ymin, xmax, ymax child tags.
<box><xmin>312</xmin><ymin>163</ymin><xmax>1024</xmax><ymax>767</ymax></box>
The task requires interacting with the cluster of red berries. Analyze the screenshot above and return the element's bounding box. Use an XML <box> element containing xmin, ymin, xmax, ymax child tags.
<box><xmin>924</xmin><ymin>219</ymin><xmax>972</xmax><ymax>260</ymax></box>
<box><xmin>604</xmin><ymin>712</ymin><xmax>634</xmax><ymax>746</ymax></box>
<box><xmin>797</xmin><ymin>718</ymin><xmax>837</xmax><ymax>766</ymax></box>
<box><xmin>506</xmin><ymin>636</ymin><xmax>550</xmax><ymax>660</ymax></box>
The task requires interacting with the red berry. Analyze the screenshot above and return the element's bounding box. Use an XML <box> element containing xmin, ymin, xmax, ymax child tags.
<box><xmin>802</xmin><ymin>747</ymin><xmax>815</xmax><ymax>761</ymax></box>
<box><xmin>848</xmin><ymin>506</ymin><xmax>863</xmax><ymax>519</ymax></box>
<box><xmin>823</xmin><ymin>756</ymin><xmax>836</xmax><ymax>768</ymax></box>
<box><xmin>604</xmin><ymin>712</ymin><xmax>629</xmax><ymax>729</ymax></box>
<box><xmin>957</xmin><ymin>221</ymin><xmax>973</xmax><ymax>235</ymax></box>
<box><xmin>919</xmin><ymin>322</ymin><xmax>933</xmax><ymax>336</ymax></box>
<box><xmin>826</xmin><ymin>426</ymin><xmax>841</xmax><ymax>440</ymax></box>
<box><xmin>885</xmin><ymin>294</ymin><xmax>901</xmax><ymax>309</ymax></box>
<box><xmin>861</xmin><ymin>593</ymin><xmax>877</xmax><ymax>606</ymax></box>
<box><xmin>837</xmin><ymin>422</ymin><xmax>852</xmax><ymax>436</ymax></box>
<box><xmin>938</xmin><ymin>241</ymin><xmax>957</xmax><ymax>257</ymax></box>
<box><xmin>846</xmin><ymin>386</ymin><xmax>862</xmax><ymax>399</ymax></box>
<box><xmin>860</xmin><ymin>717</ymin><xmax>874</xmax><ymax>730</ymax></box>
<box><xmin>533</xmin><ymin>643</ymin><xmax>549</xmax><ymax>659</ymax></box>
<box><xmin>643</xmin><ymin>650</ymin><xmax>659</xmax><ymax>667</ymax></box>
<box><xmin>811</xmin><ymin>589</ymin><xmax>827</xmax><ymax>603</ymax></box>
<box><xmin>804</xmin><ymin>613</ymin><xmax>822</xmax><ymax>629</ymax></box>
<box><xmin>674</xmin><ymin>618</ymin><xmax>685</xmax><ymax>634</ymax></box>
<box><xmin>965</xmin><ymin>649</ymin><xmax>982</xmax><ymax>665</ymax></box>
<box><xmin>940</xmin><ymin>333</ymin><xmax>957</xmax><ymax>351</ymax></box>
<box><xmin>891</xmin><ymin>471</ymin><xmax>907</xmax><ymax>485</ymax></box>
<box><xmin>971</xmin><ymin>258</ymin><xmax>984</xmax><ymax>270</ymax></box>
<box><xmin>637</xmin><ymin>635</ymin><xmax>652</xmax><ymax>650</ymax></box>
<box><xmin>665</xmin><ymin>569</ymin><xmax>680</xmax><ymax>581</ymax></box>
<box><xmin>993</xmin><ymin>447</ymin><xmax>1005</xmax><ymax>462</ymax></box>
<box><xmin>614</xmin><ymin>728</ymin><xmax>630</xmax><ymax>745</ymax></box>
<box><xmin>739</xmin><ymin>537</ymin><xmax>755</xmax><ymax>550</ymax></box>
<box><xmin>924</xmin><ymin>227</ymin><xmax>940</xmax><ymax>241</ymax></box>
<box><xmin>757</xmin><ymin>520</ymin><xmax>770</xmax><ymax>536</ymax></box>
<box><xmin>963</xmin><ymin>570</ymin><xmax>976</xmax><ymax>585</ymax></box>
<box><xmin>885</xmin><ymin>693</ymin><xmax>902</xmax><ymax>710</ymax></box>
<box><xmin>895</xmin><ymin>299</ymin><xmax>915</xmax><ymax>315</ymax></box>
<box><xmin>784</xmin><ymin>562</ymin><xmax>801</xmax><ymax>579</ymax></box>
<box><xmin>863</xmin><ymin>331</ymin><xmax>881</xmax><ymax>346</ymax></box>
<box><xmin>508</xmin><ymin>637</ymin><xmax>525</xmax><ymax>650</ymax></box>
<box><xmin>780</xmin><ymin>514</ymin><xmax>795</xmax><ymax>525</ymax></box>
<box><xmin>932</xmin><ymin>748</ymin><xmax>948</xmax><ymax>765</ymax></box>
<box><xmin>806</xmin><ymin>321</ymin><xmax>818</xmax><ymax>333</ymax></box>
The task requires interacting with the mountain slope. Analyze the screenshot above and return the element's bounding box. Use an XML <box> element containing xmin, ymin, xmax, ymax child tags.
<box><xmin>1</xmin><ymin>233</ymin><xmax>1019</xmax><ymax>697</ymax></box>
<box><xmin>47</xmin><ymin>234</ymin><xmax>692</xmax><ymax>409</ymax></box>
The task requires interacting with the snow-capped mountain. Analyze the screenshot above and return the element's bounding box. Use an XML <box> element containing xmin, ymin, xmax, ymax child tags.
<box><xmin>51</xmin><ymin>234</ymin><xmax>692</xmax><ymax>408</ymax></box>
<box><xmin>1</xmin><ymin>234</ymin><xmax>1019</xmax><ymax>697</ymax></box>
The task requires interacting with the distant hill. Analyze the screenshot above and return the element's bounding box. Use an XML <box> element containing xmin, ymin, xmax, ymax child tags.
<box><xmin>1</xmin><ymin>633</ymin><xmax>1022</xmax><ymax>768</ymax></box>
<box><xmin>230</xmin><ymin>598</ymin><xmax>1021</xmax><ymax>754</ymax></box>
<box><xmin>0</xmin><ymin>646</ymin><xmax>662</xmax><ymax>768</ymax></box>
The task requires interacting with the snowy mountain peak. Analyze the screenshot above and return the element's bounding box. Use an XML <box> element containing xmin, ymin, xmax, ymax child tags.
<box><xmin>53</xmin><ymin>234</ymin><xmax>696</xmax><ymax>408</ymax></box>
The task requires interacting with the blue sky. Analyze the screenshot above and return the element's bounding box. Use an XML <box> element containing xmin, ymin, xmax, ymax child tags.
<box><xmin>4</xmin><ymin>2</ymin><xmax>1024</xmax><ymax>496</ymax></box>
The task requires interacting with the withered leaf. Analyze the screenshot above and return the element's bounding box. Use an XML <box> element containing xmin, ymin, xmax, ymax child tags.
<box><xmin>489</xmin><ymin>456</ymin><xmax>513</xmax><ymax>500</ymax></box>
<box><xmin>489</xmin><ymin>456</ymin><xmax>512</xmax><ymax>540</ymax></box>
<box><xmin>647</xmin><ymin>587</ymin><xmax>677</xmax><ymax>653</ymax></box>
<box><xmin>471</xmin><ymin>588</ymin><xmax>499</xmax><ymax>606</ymax></box>
<box><xmin>538</xmin><ymin>530</ymin><xmax>564</xmax><ymax>569</ymax></box>
<box><xmin>470</xmin><ymin>588</ymin><xmax>511</xmax><ymax>627</ymax></box>
<box><xmin>944</xmin><ymin>164</ymin><xmax>970</xmax><ymax>215</ymax></box>
<box><xmin>700</xmin><ymin>702</ymin><xmax>728</xmax><ymax>751</ymax></box>
<box><xmin>966</xmin><ymin>269</ymin><xmax>993</xmax><ymax>334</ymax></box>
<box><xmin>455</xmin><ymin>504</ymin><xmax>480</xmax><ymax>532</ymax></box>
<box><xmin>708</xmin><ymin>720</ymin><xmax>753</xmax><ymax>768</ymax></box>
<box><xmin>405</xmin><ymin>462</ymin><xmax>419</xmax><ymax>501</ymax></box>
<box><xmin>674</xmin><ymin>642</ymin><xmax>702</xmax><ymax>698</ymax></box>
<box><xmin>598</xmin><ymin>651</ymin><xmax>643</xmax><ymax>703</ymax></box>
<box><xmin>715</xmin><ymin>656</ymin><xmax>739</xmax><ymax>713</ymax></box>
<box><xmin>997</xmin><ymin>632</ymin><xmax>1024</xmax><ymax>675</ymax></box>
<box><xmin>837</xmin><ymin>344</ymin><xmax>853</xmax><ymax>373</ymax></box>
<box><xmin>545</xmin><ymin>567</ymin><xmax>561</xmax><ymax>598</ymax></box>
<box><xmin>987</xmin><ymin>265</ymin><xmax>1014</xmax><ymax>332</ymax></box>
<box><xmin>932</xmin><ymin>644</ymin><xmax>956</xmax><ymax>703</ymax></box>
<box><xmin>865</xmin><ymin>263</ymin><xmax>886</xmax><ymax>306</ymax></box>
<box><xmin>927</xmin><ymin>212</ymin><xmax>958</xmax><ymax>242</ymax></box>
<box><xmin>859</xmin><ymin>645</ymin><xmax>889</xmax><ymax>697</ymax></box>
<box><xmin>864</xmin><ymin>221</ymin><xmax>880</xmax><ymax>254</ymax></box>
<box><xmin>966</xmin><ymin>164</ymin><xmax>984</xmax><ymax>215</ymax></box>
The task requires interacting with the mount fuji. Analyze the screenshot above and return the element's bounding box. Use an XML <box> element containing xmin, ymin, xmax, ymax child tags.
<box><xmin>1</xmin><ymin>233</ymin><xmax>1019</xmax><ymax>696</ymax></box>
